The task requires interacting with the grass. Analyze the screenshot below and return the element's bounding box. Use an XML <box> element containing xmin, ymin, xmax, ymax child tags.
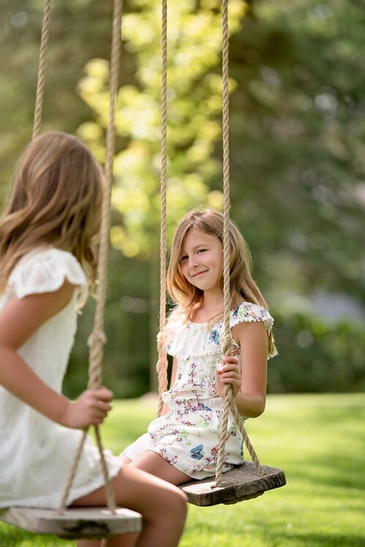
<box><xmin>1</xmin><ymin>393</ymin><xmax>365</xmax><ymax>546</ymax></box>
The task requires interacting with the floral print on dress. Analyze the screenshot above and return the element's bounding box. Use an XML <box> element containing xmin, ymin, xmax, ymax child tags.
<box><xmin>190</xmin><ymin>444</ymin><xmax>204</xmax><ymax>460</ymax></box>
<box><xmin>122</xmin><ymin>301</ymin><xmax>274</xmax><ymax>480</ymax></box>
<box><xmin>207</xmin><ymin>329</ymin><xmax>220</xmax><ymax>345</ymax></box>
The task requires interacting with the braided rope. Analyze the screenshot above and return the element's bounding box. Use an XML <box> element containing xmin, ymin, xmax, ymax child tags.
<box><xmin>156</xmin><ymin>0</ymin><xmax>169</xmax><ymax>418</ymax></box>
<box><xmin>213</xmin><ymin>0</ymin><xmax>263</xmax><ymax>487</ymax></box>
<box><xmin>213</xmin><ymin>0</ymin><xmax>233</xmax><ymax>487</ymax></box>
<box><xmin>154</xmin><ymin>0</ymin><xmax>264</xmax><ymax>489</ymax></box>
<box><xmin>58</xmin><ymin>0</ymin><xmax>123</xmax><ymax>513</ymax></box>
<box><xmin>228</xmin><ymin>395</ymin><xmax>262</xmax><ymax>471</ymax></box>
<box><xmin>32</xmin><ymin>0</ymin><xmax>51</xmax><ymax>140</ymax></box>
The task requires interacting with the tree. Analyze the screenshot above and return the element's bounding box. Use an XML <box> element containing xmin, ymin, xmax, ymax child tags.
<box><xmin>0</xmin><ymin>0</ymin><xmax>114</xmax><ymax>198</ymax></box>
<box><xmin>227</xmin><ymin>0</ymin><xmax>365</xmax><ymax>310</ymax></box>
<box><xmin>77</xmin><ymin>0</ymin><xmax>248</xmax><ymax>390</ymax></box>
<box><xmin>78</xmin><ymin>0</ymin><xmax>247</xmax><ymax>256</ymax></box>
<box><xmin>1</xmin><ymin>0</ymin><xmax>364</xmax><ymax>395</ymax></box>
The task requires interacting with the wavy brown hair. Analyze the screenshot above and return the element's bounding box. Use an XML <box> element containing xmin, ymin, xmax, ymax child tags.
<box><xmin>0</xmin><ymin>132</ymin><xmax>103</xmax><ymax>293</ymax></box>
<box><xmin>167</xmin><ymin>209</ymin><xmax>276</xmax><ymax>355</ymax></box>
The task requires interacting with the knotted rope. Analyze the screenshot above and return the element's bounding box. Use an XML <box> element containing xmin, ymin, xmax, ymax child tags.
<box><xmin>59</xmin><ymin>0</ymin><xmax>124</xmax><ymax>513</ymax></box>
<box><xmin>32</xmin><ymin>0</ymin><xmax>123</xmax><ymax>513</ymax></box>
<box><xmin>156</xmin><ymin>0</ymin><xmax>169</xmax><ymax>418</ymax></box>
<box><xmin>154</xmin><ymin>0</ymin><xmax>264</xmax><ymax>490</ymax></box>
<box><xmin>213</xmin><ymin>0</ymin><xmax>263</xmax><ymax>487</ymax></box>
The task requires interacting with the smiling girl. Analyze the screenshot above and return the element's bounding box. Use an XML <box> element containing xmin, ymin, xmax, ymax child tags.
<box><xmin>121</xmin><ymin>209</ymin><xmax>277</xmax><ymax>485</ymax></box>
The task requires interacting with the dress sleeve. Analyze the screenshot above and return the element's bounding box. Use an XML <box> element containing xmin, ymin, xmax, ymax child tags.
<box><xmin>8</xmin><ymin>248</ymin><xmax>87</xmax><ymax>301</ymax></box>
<box><xmin>160</xmin><ymin>310</ymin><xmax>185</xmax><ymax>355</ymax></box>
<box><xmin>231</xmin><ymin>302</ymin><xmax>273</xmax><ymax>330</ymax></box>
<box><xmin>230</xmin><ymin>302</ymin><xmax>276</xmax><ymax>357</ymax></box>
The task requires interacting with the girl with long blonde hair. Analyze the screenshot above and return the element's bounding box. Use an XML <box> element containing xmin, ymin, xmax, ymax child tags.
<box><xmin>121</xmin><ymin>209</ymin><xmax>277</xmax><ymax>487</ymax></box>
<box><xmin>0</xmin><ymin>132</ymin><xmax>187</xmax><ymax>547</ymax></box>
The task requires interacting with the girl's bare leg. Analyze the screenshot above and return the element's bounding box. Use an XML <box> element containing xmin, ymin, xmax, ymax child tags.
<box><xmin>74</xmin><ymin>464</ymin><xmax>187</xmax><ymax>547</ymax></box>
<box><xmin>120</xmin><ymin>452</ymin><xmax>191</xmax><ymax>485</ymax></box>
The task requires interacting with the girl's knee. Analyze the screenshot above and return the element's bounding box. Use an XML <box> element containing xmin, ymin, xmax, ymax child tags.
<box><xmin>171</xmin><ymin>485</ymin><xmax>187</xmax><ymax>507</ymax></box>
<box><xmin>176</xmin><ymin>489</ymin><xmax>188</xmax><ymax>521</ymax></box>
<box><xmin>160</xmin><ymin>485</ymin><xmax>188</xmax><ymax>521</ymax></box>
<box><xmin>175</xmin><ymin>485</ymin><xmax>188</xmax><ymax>508</ymax></box>
<box><xmin>113</xmin><ymin>464</ymin><xmax>186</xmax><ymax>511</ymax></box>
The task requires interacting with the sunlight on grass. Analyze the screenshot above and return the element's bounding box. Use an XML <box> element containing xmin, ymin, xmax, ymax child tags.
<box><xmin>1</xmin><ymin>394</ymin><xmax>364</xmax><ymax>546</ymax></box>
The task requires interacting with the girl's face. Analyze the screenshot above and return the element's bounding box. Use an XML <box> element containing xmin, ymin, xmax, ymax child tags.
<box><xmin>180</xmin><ymin>228</ymin><xmax>223</xmax><ymax>292</ymax></box>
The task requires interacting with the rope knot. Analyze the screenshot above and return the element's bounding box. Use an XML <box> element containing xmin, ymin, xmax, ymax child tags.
<box><xmin>220</xmin><ymin>333</ymin><xmax>234</xmax><ymax>357</ymax></box>
<box><xmin>87</xmin><ymin>329</ymin><xmax>107</xmax><ymax>349</ymax></box>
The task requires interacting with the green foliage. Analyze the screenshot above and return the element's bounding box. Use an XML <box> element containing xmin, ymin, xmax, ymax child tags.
<box><xmin>64</xmin><ymin>248</ymin><xmax>152</xmax><ymax>399</ymax></box>
<box><xmin>269</xmin><ymin>313</ymin><xmax>365</xmax><ymax>393</ymax></box>
<box><xmin>0</xmin><ymin>0</ymin><xmax>364</xmax><ymax>396</ymax></box>
<box><xmin>227</xmin><ymin>0</ymin><xmax>365</xmax><ymax>303</ymax></box>
<box><xmin>78</xmin><ymin>0</ymin><xmax>248</xmax><ymax>258</ymax></box>
<box><xmin>0</xmin><ymin>0</ymin><xmax>114</xmax><ymax>196</ymax></box>
<box><xmin>1</xmin><ymin>394</ymin><xmax>365</xmax><ymax>546</ymax></box>
<box><xmin>74</xmin><ymin>0</ymin><xmax>365</xmax><ymax>396</ymax></box>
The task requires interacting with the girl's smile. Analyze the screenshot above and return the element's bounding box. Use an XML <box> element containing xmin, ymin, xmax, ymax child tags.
<box><xmin>180</xmin><ymin>228</ymin><xmax>223</xmax><ymax>292</ymax></box>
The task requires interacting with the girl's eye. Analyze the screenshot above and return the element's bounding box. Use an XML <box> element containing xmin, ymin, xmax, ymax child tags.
<box><xmin>197</xmin><ymin>249</ymin><xmax>207</xmax><ymax>254</ymax></box>
<box><xmin>180</xmin><ymin>255</ymin><xmax>188</xmax><ymax>262</ymax></box>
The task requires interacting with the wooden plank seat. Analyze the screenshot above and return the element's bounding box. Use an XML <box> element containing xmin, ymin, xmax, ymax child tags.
<box><xmin>0</xmin><ymin>506</ymin><xmax>142</xmax><ymax>539</ymax></box>
<box><xmin>181</xmin><ymin>461</ymin><xmax>286</xmax><ymax>506</ymax></box>
<box><xmin>0</xmin><ymin>463</ymin><xmax>286</xmax><ymax>538</ymax></box>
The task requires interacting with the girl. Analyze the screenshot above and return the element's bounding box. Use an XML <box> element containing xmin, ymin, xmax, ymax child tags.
<box><xmin>121</xmin><ymin>209</ymin><xmax>277</xmax><ymax>485</ymax></box>
<box><xmin>0</xmin><ymin>132</ymin><xmax>187</xmax><ymax>547</ymax></box>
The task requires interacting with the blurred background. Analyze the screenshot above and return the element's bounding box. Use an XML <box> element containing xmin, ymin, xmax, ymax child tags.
<box><xmin>1</xmin><ymin>0</ymin><xmax>364</xmax><ymax>399</ymax></box>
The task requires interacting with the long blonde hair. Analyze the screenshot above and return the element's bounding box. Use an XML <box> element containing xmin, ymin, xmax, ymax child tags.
<box><xmin>167</xmin><ymin>209</ymin><xmax>276</xmax><ymax>354</ymax></box>
<box><xmin>0</xmin><ymin>132</ymin><xmax>103</xmax><ymax>293</ymax></box>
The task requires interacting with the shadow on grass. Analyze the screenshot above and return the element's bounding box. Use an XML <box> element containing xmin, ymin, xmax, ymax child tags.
<box><xmin>279</xmin><ymin>532</ymin><xmax>365</xmax><ymax>547</ymax></box>
<box><xmin>272</xmin><ymin>400</ymin><xmax>365</xmax><ymax>493</ymax></box>
<box><xmin>0</xmin><ymin>525</ymin><xmax>68</xmax><ymax>547</ymax></box>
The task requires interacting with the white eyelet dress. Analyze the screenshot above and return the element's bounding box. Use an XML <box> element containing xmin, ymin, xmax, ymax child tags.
<box><xmin>122</xmin><ymin>302</ymin><xmax>275</xmax><ymax>479</ymax></box>
<box><xmin>0</xmin><ymin>249</ymin><xmax>122</xmax><ymax>509</ymax></box>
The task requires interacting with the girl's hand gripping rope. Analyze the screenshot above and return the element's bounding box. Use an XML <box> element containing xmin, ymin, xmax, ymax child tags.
<box><xmin>60</xmin><ymin>386</ymin><xmax>113</xmax><ymax>429</ymax></box>
<box><xmin>216</xmin><ymin>356</ymin><xmax>241</xmax><ymax>399</ymax></box>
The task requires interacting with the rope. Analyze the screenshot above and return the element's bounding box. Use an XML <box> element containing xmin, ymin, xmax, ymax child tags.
<box><xmin>213</xmin><ymin>0</ymin><xmax>263</xmax><ymax>487</ymax></box>
<box><xmin>154</xmin><ymin>0</ymin><xmax>264</xmax><ymax>492</ymax></box>
<box><xmin>156</xmin><ymin>0</ymin><xmax>169</xmax><ymax>418</ymax></box>
<box><xmin>32</xmin><ymin>0</ymin><xmax>51</xmax><ymax>140</ymax></box>
<box><xmin>228</xmin><ymin>396</ymin><xmax>262</xmax><ymax>471</ymax></box>
<box><xmin>213</xmin><ymin>0</ymin><xmax>234</xmax><ymax>487</ymax></box>
<box><xmin>58</xmin><ymin>0</ymin><xmax>123</xmax><ymax>513</ymax></box>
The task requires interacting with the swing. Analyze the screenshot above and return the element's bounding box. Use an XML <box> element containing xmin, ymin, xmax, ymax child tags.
<box><xmin>157</xmin><ymin>0</ymin><xmax>286</xmax><ymax>507</ymax></box>
<box><xmin>0</xmin><ymin>0</ymin><xmax>142</xmax><ymax>539</ymax></box>
<box><xmin>0</xmin><ymin>0</ymin><xmax>286</xmax><ymax>539</ymax></box>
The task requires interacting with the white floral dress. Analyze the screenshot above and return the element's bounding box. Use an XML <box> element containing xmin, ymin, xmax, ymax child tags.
<box><xmin>123</xmin><ymin>302</ymin><xmax>275</xmax><ymax>479</ymax></box>
<box><xmin>0</xmin><ymin>249</ymin><xmax>122</xmax><ymax>509</ymax></box>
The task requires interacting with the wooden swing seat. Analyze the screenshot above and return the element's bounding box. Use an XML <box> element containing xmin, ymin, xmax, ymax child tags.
<box><xmin>0</xmin><ymin>506</ymin><xmax>142</xmax><ymax>539</ymax></box>
<box><xmin>0</xmin><ymin>463</ymin><xmax>286</xmax><ymax>538</ymax></box>
<box><xmin>181</xmin><ymin>461</ymin><xmax>286</xmax><ymax>506</ymax></box>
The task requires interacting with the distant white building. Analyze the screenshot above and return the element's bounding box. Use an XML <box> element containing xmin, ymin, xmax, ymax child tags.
<box><xmin>309</xmin><ymin>290</ymin><xmax>365</xmax><ymax>323</ymax></box>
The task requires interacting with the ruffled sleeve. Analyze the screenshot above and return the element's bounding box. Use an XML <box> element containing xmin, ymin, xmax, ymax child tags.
<box><xmin>8</xmin><ymin>248</ymin><xmax>87</xmax><ymax>302</ymax></box>
<box><xmin>231</xmin><ymin>302</ymin><xmax>273</xmax><ymax>330</ymax></box>
<box><xmin>231</xmin><ymin>302</ymin><xmax>277</xmax><ymax>358</ymax></box>
<box><xmin>158</xmin><ymin>311</ymin><xmax>184</xmax><ymax>355</ymax></box>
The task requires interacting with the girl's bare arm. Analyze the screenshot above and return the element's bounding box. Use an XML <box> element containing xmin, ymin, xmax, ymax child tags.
<box><xmin>0</xmin><ymin>282</ymin><xmax>112</xmax><ymax>428</ymax></box>
<box><xmin>217</xmin><ymin>321</ymin><xmax>268</xmax><ymax>418</ymax></box>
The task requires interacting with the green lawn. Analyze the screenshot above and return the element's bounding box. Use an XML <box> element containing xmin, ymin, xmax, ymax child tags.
<box><xmin>1</xmin><ymin>393</ymin><xmax>364</xmax><ymax>546</ymax></box>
